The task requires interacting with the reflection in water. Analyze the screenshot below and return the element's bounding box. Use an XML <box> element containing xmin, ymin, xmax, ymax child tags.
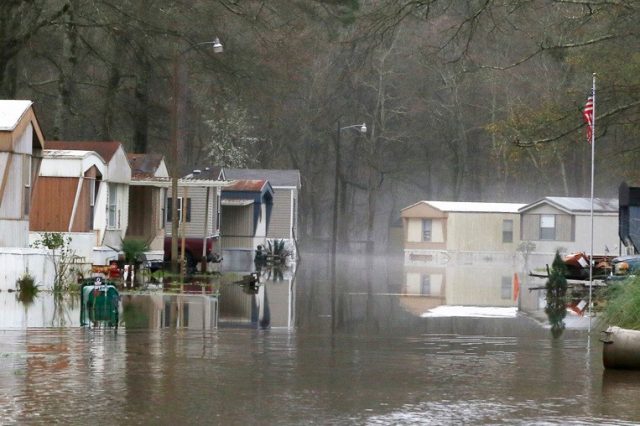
<box><xmin>218</xmin><ymin>270</ymin><xmax>295</xmax><ymax>329</ymax></box>
<box><xmin>121</xmin><ymin>294</ymin><xmax>218</xmax><ymax>329</ymax></box>
<box><xmin>3</xmin><ymin>255</ymin><xmax>640</xmax><ymax>424</ymax></box>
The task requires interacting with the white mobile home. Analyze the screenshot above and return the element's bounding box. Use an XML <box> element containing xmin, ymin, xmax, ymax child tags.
<box><xmin>43</xmin><ymin>141</ymin><xmax>132</xmax><ymax>265</ymax></box>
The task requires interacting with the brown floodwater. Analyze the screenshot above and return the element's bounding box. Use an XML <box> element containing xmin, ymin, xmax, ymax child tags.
<box><xmin>1</xmin><ymin>254</ymin><xmax>640</xmax><ymax>425</ymax></box>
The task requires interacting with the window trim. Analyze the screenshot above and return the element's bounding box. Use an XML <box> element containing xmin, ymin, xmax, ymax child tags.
<box><xmin>502</xmin><ymin>219</ymin><xmax>514</xmax><ymax>243</ymax></box>
<box><xmin>539</xmin><ymin>214</ymin><xmax>556</xmax><ymax>240</ymax></box>
<box><xmin>107</xmin><ymin>184</ymin><xmax>118</xmax><ymax>229</ymax></box>
<box><xmin>167</xmin><ymin>196</ymin><xmax>191</xmax><ymax>224</ymax></box>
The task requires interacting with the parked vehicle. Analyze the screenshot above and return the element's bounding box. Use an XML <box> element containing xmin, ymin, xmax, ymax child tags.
<box><xmin>163</xmin><ymin>236</ymin><xmax>220</xmax><ymax>271</ymax></box>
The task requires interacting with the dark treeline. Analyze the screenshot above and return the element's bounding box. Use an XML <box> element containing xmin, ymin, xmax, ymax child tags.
<box><xmin>3</xmin><ymin>1</ymin><xmax>640</xmax><ymax>250</ymax></box>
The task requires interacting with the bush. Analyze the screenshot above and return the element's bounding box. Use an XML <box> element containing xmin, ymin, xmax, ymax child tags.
<box><xmin>599</xmin><ymin>276</ymin><xmax>640</xmax><ymax>330</ymax></box>
<box><xmin>16</xmin><ymin>272</ymin><xmax>39</xmax><ymax>304</ymax></box>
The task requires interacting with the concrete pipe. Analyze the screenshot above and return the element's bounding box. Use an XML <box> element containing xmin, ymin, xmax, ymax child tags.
<box><xmin>602</xmin><ymin>326</ymin><xmax>640</xmax><ymax>370</ymax></box>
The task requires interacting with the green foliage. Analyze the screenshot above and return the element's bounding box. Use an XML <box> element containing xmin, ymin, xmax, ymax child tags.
<box><xmin>266</xmin><ymin>239</ymin><xmax>290</xmax><ymax>258</ymax></box>
<box><xmin>31</xmin><ymin>232</ymin><xmax>75</xmax><ymax>293</ymax></box>
<box><xmin>545</xmin><ymin>251</ymin><xmax>569</xmax><ymax>338</ymax></box>
<box><xmin>121</xmin><ymin>238</ymin><xmax>149</xmax><ymax>264</ymax></box>
<box><xmin>599</xmin><ymin>277</ymin><xmax>640</xmax><ymax>330</ymax></box>
<box><xmin>16</xmin><ymin>272</ymin><xmax>38</xmax><ymax>305</ymax></box>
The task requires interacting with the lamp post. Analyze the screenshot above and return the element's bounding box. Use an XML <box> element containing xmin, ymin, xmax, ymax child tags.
<box><xmin>331</xmin><ymin>120</ymin><xmax>366</xmax><ymax>258</ymax></box>
<box><xmin>170</xmin><ymin>38</ymin><xmax>223</xmax><ymax>273</ymax></box>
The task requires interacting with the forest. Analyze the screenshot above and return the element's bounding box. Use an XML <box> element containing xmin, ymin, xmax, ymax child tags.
<box><xmin>2</xmin><ymin>0</ymin><xmax>639</xmax><ymax>250</ymax></box>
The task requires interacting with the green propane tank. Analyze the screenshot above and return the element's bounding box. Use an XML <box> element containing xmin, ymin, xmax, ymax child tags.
<box><xmin>80</xmin><ymin>277</ymin><xmax>120</xmax><ymax>328</ymax></box>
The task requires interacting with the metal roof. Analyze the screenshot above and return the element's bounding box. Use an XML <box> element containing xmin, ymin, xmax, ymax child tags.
<box><xmin>223</xmin><ymin>179</ymin><xmax>269</xmax><ymax>192</ymax></box>
<box><xmin>413</xmin><ymin>201</ymin><xmax>526</xmax><ymax>213</ymax></box>
<box><xmin>224</xmin><ymin>168</ymin><xmax>300</xmax><ymax>187</ymax></box>
<box><xmin>43</xmin><ymin>149</ymin><xmax>106</xmax><ymax>162</ymax></box>
<box><xmin>520</xmin><ymin>197</ymin><xmax>618</xmax><ymax>213</ymax></box>
<box><xmin>46</xmin><ymin>141</ymin><xmax>123</xmax><ymax>162</ymax></box>
<box><xmin>128</xmin><ymin>153</ymin><xmax>165</xmax><ymax>179</ymax></box>
<box><xmin>0</xmin><ymin>100</ymin><xmax>32</xmax><ymax>131</ymax></box>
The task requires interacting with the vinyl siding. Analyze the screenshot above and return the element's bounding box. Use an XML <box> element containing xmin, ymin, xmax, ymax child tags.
<box><xmin>521</xmin><ymin>213</ymin><xmax>574</xmax><ymax>241</ymax></box>
<box><xmin>220</xmin><ymin>205</ymin><xmax>254</xmax><ymax>249</ymax></box>
<box><xmin>0</xmin><ymin>152</ymin><xmax>27</xmax><ymax>219</ymax></box>
<box><xmin>166</xmin><ymin>186</ymin><xmax>219</xmax><ymax>238</ymax></box>
<box><xmin>267</xmin><ymin>189</ymin><xmax>292</xmax><ymax>239</ymax></box>
<box><xmin>447</xmin><ymin>213</ymin><xmax>521</xmax><ymax>252</ymax></box>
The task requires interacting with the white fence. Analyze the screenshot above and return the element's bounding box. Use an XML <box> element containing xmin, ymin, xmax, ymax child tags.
<box><xmin>0</xmin><ymin>248</ymin><xmax>57</xmax><ymax>291</ymax></box>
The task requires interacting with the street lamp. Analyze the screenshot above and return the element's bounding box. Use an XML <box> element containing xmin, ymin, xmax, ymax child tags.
<box><xmin>170</xmin><ymin>38</ymin><xmax>224</xmax><ymax>273</ymax></box>
<box><xmin>331</xmin><ymin>120</ymin><xmax>366</xmax><ymax>258</ymax></box>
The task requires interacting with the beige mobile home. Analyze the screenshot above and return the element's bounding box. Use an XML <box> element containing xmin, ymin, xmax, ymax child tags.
<box><xmin>126</xmin><ymin>153</ymin><xmax>170</xmax><ymax>261</ymax></box>
<box><xmin>519</xmin><ymin>197</ymin><xmax>619</xmax><ymax>258</ymax></box>
<box><xmin>165</xmin><ymin>167</ymin><xmax>228</xmax><ymax>254</ymax></box>
<box><xmin>401</xmin><ymin>201</ymin><xmax>525</xmax><ymax>265</ymax></box>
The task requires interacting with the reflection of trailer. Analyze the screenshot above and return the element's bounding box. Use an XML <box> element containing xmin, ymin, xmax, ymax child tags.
<box><xmin>80</xmin><ymin>277</ymin><xmax>120</xmax><ymax>328</ymax></box>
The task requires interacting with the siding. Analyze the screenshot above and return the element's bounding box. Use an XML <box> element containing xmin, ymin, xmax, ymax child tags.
<box><xmin>446</xmin><ymin>212</ymin><xmax>521</xmax><ymax>252</ymax></box>
<box><xmin>521</xmin><ymin>213</ymin><xmax>574</xmax><ymax>241</ymax></box>
<box><xmin>128</xmin><ymin>186</ymin><xmax>153</xmax><ymax>237</ymax></box>
<box><xmin>166</xmin><ymin>186</ymin><xmax>219</xmax><ymax>238</ymax></box>
<box><xmin>70</xmin><ymin>176</ymin><xmax>92</xmax><ymax>232</ymax></box>
<box><xmin>406</xmin><ymin>217</ymin><xmax>445</xmax><ymax>243</ymax></box>
<box><xmin>30</xmin><ymin>177</ymin><xmax>77</xmax><ymax>231</ymax></box>
<box><xmin>267</xmin><ymin>189</ymin><xmax>292</xmax><ymax>239</ymax></box>
<box><xmin>221</xmin><ymin>205</ymin><xmax>254</xmax><ymax>249</ymax></box>
<box><xmin>0</xmin><ymin>152</ymin><xmax>27</xmax><ymax>220</ymax></box>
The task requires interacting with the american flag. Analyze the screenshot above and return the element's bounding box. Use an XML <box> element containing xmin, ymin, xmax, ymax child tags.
<box><xmin>583</xmin><ymin>95</ymin><xmax>594</xmax><ymax>143</ymax></box>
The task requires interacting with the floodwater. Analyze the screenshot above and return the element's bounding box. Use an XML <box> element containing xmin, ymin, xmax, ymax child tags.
<box><xmin>1</xmin><ymin>254</ymin><xmax>640</xmax><ymax>425</ymax></box>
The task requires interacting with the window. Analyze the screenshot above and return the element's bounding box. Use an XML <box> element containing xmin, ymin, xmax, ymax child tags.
<box><xmin>502</xmin><ymin>219</ymin><xmax>514</xmax><ymax>243</ymax></box>
<box><xmin>216</xmin><ymin>193</ymin><xmax>221</xmax><ymax>230</ymax></box>
<box><xmin>108</xmin><ymin>184</ymin><xmax>118</xmax><ymax>228</ymax></box>
<box><xmin>422</xmin><ymin>219</ymin><xmax>432</xmax><ymax>241</ymax></box>
<box><xmin>22</xmin><ymin>156</ymin><xmax>31</xmax><ymax>216</ymax></box>
<box><xmin>421</xmin><ymin>274</ymin><xmax>431</xmax><ymax>295</ymax></box>
<box><xmin>501</xmin><ymin>276</ymin><xmax>512</xmax><ymax>300</ymax></box>
<box><xmin>89</xmin><ymin>179</ymin><xmax>99</xmax><ymax>227</ymax></box>
<box><xmin>540</xmin><ymin>215</ymin><xmax>556</xmax><ymax>240</ymax></box>
<box><xmin>167</xmin><ymin>197</ymin><xmax>191</xmax><ymax>223</ymax></box>
<box><xmin>292</xmin><ymin>194</ymin><xmax>298</xmax><ymax>236</ymax></box>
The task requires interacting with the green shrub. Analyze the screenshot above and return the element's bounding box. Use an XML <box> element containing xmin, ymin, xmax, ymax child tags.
<box><xmin>16</xmin><ymin>272</ymin><xmax>39</xmax><ymax>304</ymax></box>
<box><xmin>599</xmin><ymin>276</ymin><xmax>640</xmax><ymax>330</ymax></box>
<box><xmin>121</xmin><ymin>238</ymin><xmax>149</xmax><ymax>264</ymax></box>
<box><xmin>545</xmin><ymin>251</ymin><xmax>568</xmax><ymax>338</ymax></box>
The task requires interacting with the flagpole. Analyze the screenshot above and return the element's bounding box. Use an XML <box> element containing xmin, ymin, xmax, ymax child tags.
<box><xmin>588</xmin><ymin>73</ymin><xmax>596</xmax><ymax>332</ymax></box>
